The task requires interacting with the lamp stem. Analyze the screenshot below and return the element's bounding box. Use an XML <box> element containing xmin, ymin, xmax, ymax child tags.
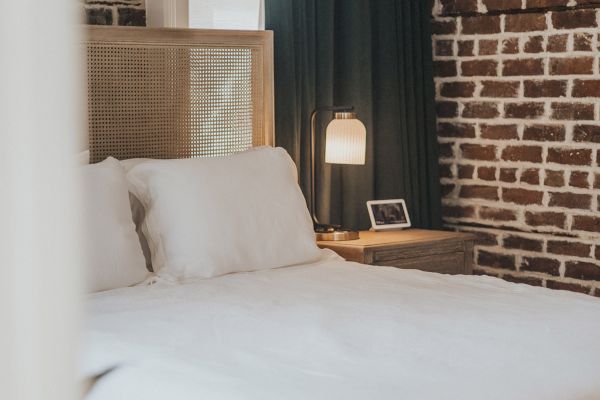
<box><xmin>309</xmin><ymin>105</ymin><xmax>354</xmax><ymax>226</ymax></box>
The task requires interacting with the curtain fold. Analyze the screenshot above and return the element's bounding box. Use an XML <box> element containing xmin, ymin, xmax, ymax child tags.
<box><xmin>266</xmin><ymin>0</ymin><xmax>441</xmax><ymax>230</ymax></box>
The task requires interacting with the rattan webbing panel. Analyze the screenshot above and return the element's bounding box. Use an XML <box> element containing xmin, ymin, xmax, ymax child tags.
<box><xmin>85</xmin><ymin>27</ymin><xmax>274</xmax><ymax>163</ymax></box>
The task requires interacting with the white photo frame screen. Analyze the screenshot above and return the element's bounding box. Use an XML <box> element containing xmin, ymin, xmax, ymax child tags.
<box><xmin>366</xmin><ymin>199</ymin><xmax>411</xmax><ymax>230</ymax></box>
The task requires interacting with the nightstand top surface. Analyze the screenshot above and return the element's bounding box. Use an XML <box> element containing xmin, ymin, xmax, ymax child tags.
<box><xmin>317</xmin><ymin>229</ymin><xmax>475</xmax><ymax>249</ymax></box>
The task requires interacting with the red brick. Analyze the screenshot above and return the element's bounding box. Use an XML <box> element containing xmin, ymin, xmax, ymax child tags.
<box><xmin>550</xmin><ymin>57</ymin><xmax>594</xmax><ymax>75</ymax></box>
<box><xmin>438</xmin><ymin>122</ymin><xmax>476</xmax><ymax>138</ymax></box>
<box><xmin>464</xmin><ymin>230</ymin><xmax>498</xmax><ymax>246</ymax></box>
<box><xmin>505</xmin><ymin>13</ymin><xmax>547</xmax><ymax>32</ymax></box>
<box><xmin>436</xmin><ymin>101</ymin><xmax>458</xmax><ymax>118</ymax></box>
<box><xmin>569</xmin><ymin>171</ymin><xmax>589</xmax><ymax>189</ymax></box>
<box><xmin>443</xmin><ymin>204</ymin><xmax>475</xmax><ymax>219</ymax></box>
<box><xmin>523</xmin><ymin>125</ymin><xmax>565</xmax><ymax>141</ymax></box>
<box><xmin>595</xmin><ymin>174</ymin><xmax>600</xmax><ymax>189</ymax></box>
<box><xmin>552</xmin><ymin>9</ymin><xmax>597</xmax><ymax>30</ymax></box>
<box><xmin>505</xmin><ymin>102</ymin><xmax>545</xmax><ymax>119</ymax></box>
<box><xmin>458</xmin><ymin>164</ymin><xmax>475</xmax><ymax>179</ymax></box>
<box><xmin>481</xmin><ymin>81</ymin><xmax>520</xmax><ymax>98</ymax></box>
<box><xmin>547</xmin><ymin>240</ymin><xmax>591</xmax><ymax>257</ymax></box>
<box><xmin>462</xmin><ymin>60</ymin><xmax>498</xmax><ymax>76</ymax></box>
<box><xmin>462</xmin><ymin>102</ymin><xmax>499</xmax><ymax>119</ymax></box>
<box><xmin>565</xmin><ymin>261</ymin><xmax>600</xmax><ymax>281</ymax></box>
<box><xmin>521</xmin><ymin>168</ymin><xmax>540</xmax><ymax>185</ymax></box>
<box><xmin>440</xmin><ymin>0</ymin><xmax>479</xmax><ymax>14</ymax></box>
<box><xmin>479</xmin><ymin>207</ymin><xmax>517</xmax><ymax>221</ymax></box>
<box><xmin>572</xmin><ymin>216</ymin><xmax>600</xmax><ymax>233</ymax></box>
<box><xmin>501</xmin><ymin>145</ymin><xmax>543</xmax><ymax>162</ymax></box>
<box><xmin>573</xmin><ymin>33</ymin><xmax>593</xmax><ymax>52</ymax></box>
<box><xmin>524</xmin><ymin>36</ymin><xmax>544</xmax><ymax>53</ymax></box>
<box><xmin>439</xmin><ymin>163</ymin><xmax>453</xmax><ymax>179</ymax></box>
<box><xmin>521</xmin><ymin>256</ymin><xmax>560</xmax><ymax>275</ymax></box>
<box><xmin>86</xmin><ymin>8</ymin><xmax>113</xmax><ymax>25</ymax></box>
<box><xmin>438</xmin><ymin>142</ymin><xmax>454</xmax><ymax>158</ymax></box>
<box><xmin>458</xmin><ymin>40</ymin><xmax>474</xmax><ymax>56</ymax></box>
<box><xmin>525</xmin><ymin>211</ymin><xmax>565</xmax><ymax>228</ymax></box>
<box><xmin>441</xmin><ymin>184</ymin><xmax>455</xmax><ymax>197</ymax></box>
<box><xmin>524</xmin><ymin>80</ymin><xmax>567</xmax><ymax>98</ymax></box>
<box><xmin>502</xmin><ymin>188</ymin><xmax>544</xmax><ymax>205</ymax></box>
<box><xmin>479</xmin><ymin>39</ymin><xmax>498</xmax><ymax>56</ymax></box>
<box><xmin>573</xmin><ymin>125</ymin><xmax>600</xmax><ymax>143</ymax></box>
<box><xmin>503</xmin><ymin>59</ymin><xmax>545</xmax><ymax>76</ymax></box>
<box><xmin>551</xmin><ymin>103</ymin><xmax>595</xmax><ymax>120</ymax></box>
<box><xmin>549</xmin><ymin>192</ymin><xmax>592</xmax><ymax>209</ymax></box>
<box><xmin>440</xmin><ymin>82</ymin><xmax>476</xmax><ymax>98</ymax></box>
<box><xmin>544</xmin><ymin>170</ymin><xmax>565</xmax><ymax>187</ymax></box>
<box><xmin>434</xmin><ymin>61</ymin><xmax>457</xmax><ymax>77</ymax></box>
<box><xmin>500</xmin><ymin>168</ymin><xmax>517</xmax><ymax>183</ymax></box>
<box><xmin>461</xmin><ymin>144</ymin><xmax>497</xmax><ymax>160</ymax></box>
<box><xmin>502</xmin><ymin>38</ymin><xmax>520</xmax><ymax>54</ymax></box>
<box><xmin>459</xmin><ymin>185</ymin><xmax>499</xmax><ymax>200</ymax></box>
<box><xmin>477</xmin><ymin>166</ymin><xmax>497</xmax><ymax>181</ymax></box>
<box><xmin>578</xmin><ymin>0</ymin><xmax>600</xmax><ymax>5</ymax></box>
<box><xmin>478</xmin><ymin>250</ymin><xmax>515</xmax><ymax>270</ymax></box>
<box><xmin>502</xmin><ymin>274</ymin><xmax>543</xmax><ymax>287</ymax></box>
<box><xmin>462</xmin><ymin>15</ymin><xmax>501</xmax><ymax>35</ymax></box>
<box><xmin>572</xmin><ymin>80</ymin><xmax>600</xmax><ymax>97</ymax></box>
<box><xmin>432</xmin><ymin>19</ymin><xmax>457</xmax><ymax>35</ymax></box>
<box><xmin>596</xmin><ymin>246</ymin><xmax>600</xmax><ymax>260</ymax></box>
<box><xmin>546</xmin><ymin>280</ymin><xmax>590</xmax><ymax>294</ymax></box>
<box><xmin>480</xmin><ymin>124</ymin><xmax>519</xmax><ymax>140</ymax></box>
<box><xmin>526</xmin><ymin>0</ymin><xmax>568</xmax><ymax>7</ymax></box>
<box><xmin>435</xmin><ymin>40</ymin><xmax>454</xmax><ymax>56</ymax></box>
<box><xmin>504</xmin><ymin>235</ymin><xmax>543</xmax><ymax>252</ymax></box>
<box><xmin>547</xmin><ymin>148</ymin><xmax>592</xmax><ymax>165</ymax></box>
<box><xmin>547</xmin><ymin>35</ymin><xmax>568</xmax><ymax>53</ymax></box>
<box><xmin>483</xmin><ymin>0</ymin><xmax>522</xmax><ymax>11</ymax></box>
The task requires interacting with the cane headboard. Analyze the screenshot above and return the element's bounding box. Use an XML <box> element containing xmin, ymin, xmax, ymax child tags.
<box><xmin>85</xmin><ymin>26</ymin><xmax>274</xmax><ymax>163</ymax></box>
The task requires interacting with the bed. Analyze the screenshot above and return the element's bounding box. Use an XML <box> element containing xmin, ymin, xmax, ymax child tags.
<box><xmin>82</xmin><ymin>26</ymin><xmax>600</xmax><ymax>400</ymax></box>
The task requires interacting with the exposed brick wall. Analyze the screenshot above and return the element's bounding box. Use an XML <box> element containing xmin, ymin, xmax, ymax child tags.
<box><xmin>432</xmin><ymin>0</ymin><xmax>600</xmax><ymax>296</ymax></box>
<box><xmin>83</xmin><ymin>0</ymin><xmax>146</xmax><ymax>26</ymax></box>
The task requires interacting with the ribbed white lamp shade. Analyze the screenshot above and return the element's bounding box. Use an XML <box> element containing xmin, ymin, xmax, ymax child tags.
<box><xmin>324</xmin><ymin>112</ymin><xmax>366</xmax><ymax>165</ymax></box>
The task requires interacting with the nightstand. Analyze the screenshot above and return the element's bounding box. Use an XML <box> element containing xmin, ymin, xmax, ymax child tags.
<box><xmin>317</xmin><ymin>229</ymin><xmax>475</xmax><ymax>275</ymax></box>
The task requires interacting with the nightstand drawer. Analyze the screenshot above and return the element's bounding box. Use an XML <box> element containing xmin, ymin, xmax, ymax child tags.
<box><xmin>374</xmin><ymin>252</ymin><xmax>465</xmax><ymax>274</ymax></box>
<box><xmin>373</xmin><ymin>240</ymin><xmax>465</xmax><ymax>263</ymax></box>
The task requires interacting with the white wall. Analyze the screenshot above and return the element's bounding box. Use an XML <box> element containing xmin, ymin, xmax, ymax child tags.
<box><xmin>0</xmin><ymin>1</ymin><xmax>83</xmax><ymax>400</ymax></box>
<box><xmin>147</xmin><ymin>0</ymin><xmax>264</xmax><ymax>29</ymax></box>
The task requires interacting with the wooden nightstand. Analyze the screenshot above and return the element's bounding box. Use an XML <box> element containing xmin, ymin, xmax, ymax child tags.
<box><xmin>317</xmin><ymin>229</ymin><xmax>475</xmax><ymax>275</ymax></box>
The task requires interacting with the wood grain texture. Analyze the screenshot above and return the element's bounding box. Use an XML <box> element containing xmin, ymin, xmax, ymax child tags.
<box><xmin>318</xmin><ymin>229</ymin><xmax>475</xmax><ymax>275</ymax></box>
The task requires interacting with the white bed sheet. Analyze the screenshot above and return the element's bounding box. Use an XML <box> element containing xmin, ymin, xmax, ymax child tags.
<box><xmin>84</xmin><ymin>251</ymin><xmax>600</xmax><ymax>400</ymax></box>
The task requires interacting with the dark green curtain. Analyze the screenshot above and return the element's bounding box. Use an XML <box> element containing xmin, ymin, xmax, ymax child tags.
<box><xmin>265</xmin><ymin>0</ymin><xmax>441</xmax><ymax>230</ymax></box>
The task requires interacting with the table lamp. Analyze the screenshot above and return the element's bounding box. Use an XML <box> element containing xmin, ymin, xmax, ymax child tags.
<box><xmin>310</xmin><ymin>106</ymin><xmax>366</xmax><ymax>241</ymax></box>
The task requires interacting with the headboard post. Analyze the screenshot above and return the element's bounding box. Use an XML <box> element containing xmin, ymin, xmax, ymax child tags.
<box><xmin>85</xmin><ymin>26</ymin><xmax>274</xmax><ymax>162</ymax></box>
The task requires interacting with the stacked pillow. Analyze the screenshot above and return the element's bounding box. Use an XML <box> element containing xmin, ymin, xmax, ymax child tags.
<box><xmin>126</xmin><ymin>147</ymin><xmax>321</xmax><ymax>280</ymax></box>
<box><xmin>81</xmin><ymin>157</ymin><xmax>149</xmax><ymax>292</ymax></box>
<box><xmin>82</xmin><ymin>147</ymin><xmax>320</xmax><ymax>290</ymax></box>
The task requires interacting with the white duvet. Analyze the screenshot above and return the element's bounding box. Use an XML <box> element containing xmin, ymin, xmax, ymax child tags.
<box><xmin>84</xmin><ymin>251</ymin><xmax>600</xmax><ymax>400</ymax></box>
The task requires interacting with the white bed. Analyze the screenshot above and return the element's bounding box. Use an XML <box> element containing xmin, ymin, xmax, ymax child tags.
<box><xmin>83</xmin><ymin>250</ymin><xmax>600</xmax><ymax>400</ymax></box>
<box><xmin>82</xmin><ymin>27</ymin><xmax>600</xmax><ymax>400</ymax></box>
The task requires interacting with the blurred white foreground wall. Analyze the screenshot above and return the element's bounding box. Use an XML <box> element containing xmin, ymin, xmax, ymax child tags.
<box><xmin>0</xmin><ymin>1</ymin><xmax>83</xmax><ymax>400</ymax></box>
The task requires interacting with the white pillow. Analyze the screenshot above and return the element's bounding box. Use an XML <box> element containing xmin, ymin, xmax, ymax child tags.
<box><xmin>126</xmin><ymin>147</ymin><xmax>321</xmax><ymax>279</ymax></box>
<box><xmin>120</xmin><ymin>158</ymin><xmax>158</xmax><ymax>272</ymax></box>
<box><xmin>82</xmin><ymin>157</ymin><xmax>149</xmax><ymax>292</ymax></box>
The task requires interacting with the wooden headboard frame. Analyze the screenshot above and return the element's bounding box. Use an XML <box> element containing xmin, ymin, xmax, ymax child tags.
<box><xmin>85</xmin><ymin>26</ymin><xmax>274</xmax><ymax>163</ymax></box>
